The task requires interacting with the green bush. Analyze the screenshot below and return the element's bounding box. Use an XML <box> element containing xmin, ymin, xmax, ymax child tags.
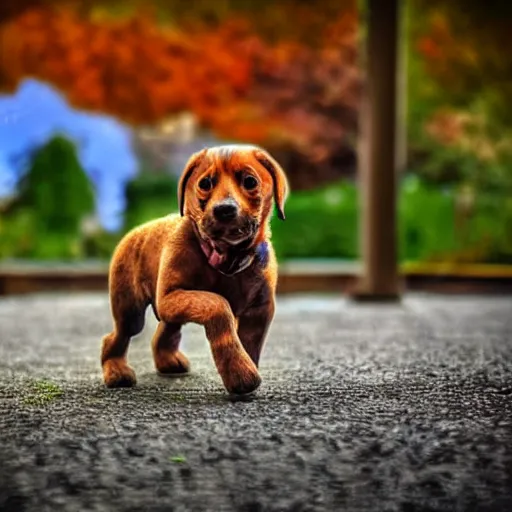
<box><xmin>271</xmin><ymin>183</ymin><xmax>359</xmax><ymax>260</ymax></box>
<box><xmin>0</xmin><ymin>208</ymin><xmax>36</xmax><ymax>259</ymax></box>
<box><xmin>2</xmin><ymin>156</ymin><xmax>511</xmax><ymax>264</ymax></box>
<box><xmin>121</xmin><ymin>173</ymin><xmax>512</xmax><ymax>264</ymax></box>
<box><xmin>124</xmin><ymin>173</ymin><xmax>179</xmax><ymax>230</ymax></box>
<box><xmin>465</xmin><ymin>192</ymin><xmax>512</xmax><ymax>264</ymax></box>
<box><xmin>398</xmin><ymin>175</ymin><xmax>458</xmax><ymax>262</ymax></box>
<box><xmin>20</xmin><ymin>136</ymin><xmax>95</xmax><ymax>234</ymax></box>
<box><xmin>0</xmin><ymin>136</ymin><xmax>95</xmax><ymax>260</ymax></box>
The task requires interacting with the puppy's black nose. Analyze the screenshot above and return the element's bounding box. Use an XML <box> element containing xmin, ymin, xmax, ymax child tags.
<box><xmin>213</xmin><ymin>201</ymin><xmax>238</xmax><ymax>222</ymax></box>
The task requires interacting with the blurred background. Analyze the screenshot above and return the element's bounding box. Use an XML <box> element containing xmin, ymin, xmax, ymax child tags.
<box><xmin>0</xmin><ymin>0</ymin><xmax>511</xmax><ymax>272</ymax></box>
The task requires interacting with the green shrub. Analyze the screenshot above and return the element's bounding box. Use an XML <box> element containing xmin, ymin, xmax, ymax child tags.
<box><xmin>0</xmin><ymin>208</ymin><xmax>36</xmax><ymax>259</ymax></box>
<box><xmin>398</xmin><ymin>175</ymin><xmax>458</xmax><ymax>262</ymax></box>
<box><xmin>271</xmin><ymin>183</ymin><xmax>359</xmax><ymax>260</ymax></box>
<box><xmin>124</xmin><ymin>173</ymin><xmax>179</xmax><ymax>230</ymax></box>
<box><xmin>466</xmin><ymin>192</ymin><xmax>512</xmax><ymax>264</ymax></box>
<box><xmin>0</xmin><ymin>136</ymin><xmax>95</xmax><ymax>260</ymax></box>
<box><xmin>1</xmin><ymin>162</ymin><xmax>511</xmax><ymax>264</ymax></box>
<box><xmin>20</xmin><ymin>136</ymin><xmax>95</xmax><ymax>234</ymax></box>
<box><xmin>119</xmin><ymin>173</ymin><xmax>512</xmax><ymax>264</ymax></box>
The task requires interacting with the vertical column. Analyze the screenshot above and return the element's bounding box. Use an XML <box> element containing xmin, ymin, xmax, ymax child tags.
<box><xmin>352</xmin><ymin>0</ymin><xmax>403</xmax><ymax>301</ymax></box>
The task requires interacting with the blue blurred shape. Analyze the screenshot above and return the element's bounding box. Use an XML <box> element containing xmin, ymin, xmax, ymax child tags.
<box><xmin>0</xmin><ymin>79</ymin><xmax>139</xmax><ymax>232</ymax></box>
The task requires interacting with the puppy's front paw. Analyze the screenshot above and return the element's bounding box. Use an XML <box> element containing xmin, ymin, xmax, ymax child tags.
<box><xmin>224</xmin><ymin>358</ymin><xmax>262</xmax><ymax>396</ymax></box>
<box><xmin>155</xmin><ymin>351</ymin><xmax>190</xmax><ymax>377</ymax></box>
<box><xmin>103</xmin><ymin>360</ymin><xmax>137</xmax><ymax>388</ymax></box>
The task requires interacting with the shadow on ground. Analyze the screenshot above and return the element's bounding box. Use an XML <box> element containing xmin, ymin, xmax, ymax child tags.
<box><xmin>1</xmin><ymin>292</ymin><xmax>511</xmax><ymax>512</ymax></box>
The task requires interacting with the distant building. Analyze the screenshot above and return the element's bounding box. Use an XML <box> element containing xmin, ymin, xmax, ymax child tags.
<box><xmin>133</xmin><ymin>112</ymin><xmax>235</xmax><ymax>178</ymax></box>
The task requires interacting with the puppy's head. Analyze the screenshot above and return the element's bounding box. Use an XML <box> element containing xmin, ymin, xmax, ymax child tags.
<box><xmin>178</xmin><ymin>145</ymin><xmax>288</xmax><ymax>253</ymax></box>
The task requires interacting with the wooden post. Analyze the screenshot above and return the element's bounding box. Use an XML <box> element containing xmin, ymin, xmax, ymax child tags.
<box><xmin>351</xmin><ymin>0</ymin><xmax>403</xmax><ymax>301</ymax></box>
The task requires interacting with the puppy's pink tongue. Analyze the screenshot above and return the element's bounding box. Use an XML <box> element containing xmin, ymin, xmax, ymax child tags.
<box><xmin>209</xmin><ymin>249</ymin><xmax>225</xmax><ymax>268</ymax></box>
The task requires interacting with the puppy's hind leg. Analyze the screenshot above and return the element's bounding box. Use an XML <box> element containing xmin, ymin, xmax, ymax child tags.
<box><xmin>152</xmin><ymin>322</ymin><xmax>190</xmax><ymax>377</ymax></box>
<box><xmin>101</xmin><ymin>288</ymin><xmax>147</xmax><ymax>388</ymax></box>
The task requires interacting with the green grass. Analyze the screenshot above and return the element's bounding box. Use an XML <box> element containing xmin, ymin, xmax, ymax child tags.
<box><xmin>22</xmin><ymin>380</ymin><xmax>64</xmax><ymax>406</ymax></box>
<box><xmin>169</xmin><ymin>455</ymin><xmax>187</xmax><ymax>463</ymax></box>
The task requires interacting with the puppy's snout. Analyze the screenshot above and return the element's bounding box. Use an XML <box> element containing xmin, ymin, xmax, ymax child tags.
<box><xmin>213</xmin><ymin>200</ymin><xmax>239</xmax><ymax>223</ymax></box>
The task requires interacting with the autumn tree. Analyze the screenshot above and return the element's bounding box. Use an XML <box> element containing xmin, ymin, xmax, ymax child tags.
<box><xmin>0</xmin><ymin>2</ymin><xmax>360</xmax><ymax>189</ymax></box>
<box><xmin>404</xmin><ymin>0</ymin><xmax>512</xmax><ymax>195</ymax></box>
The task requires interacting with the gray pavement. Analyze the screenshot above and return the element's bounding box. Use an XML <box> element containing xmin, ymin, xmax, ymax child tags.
<box><xmin>0</xmin><ymin>292</ymin><xmax>511</xmax><ymax>512</ymax></box>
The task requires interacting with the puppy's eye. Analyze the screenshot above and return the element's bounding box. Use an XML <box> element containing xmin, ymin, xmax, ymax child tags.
<box><xmin>243</xmin><ymin>175</ymin><xmax>258</xmax><ymax>191</ymax></box>
<box><xmin>198</xmin><ymin>177</ymin><xmax>212</xmax><ymax>192</ymax></box>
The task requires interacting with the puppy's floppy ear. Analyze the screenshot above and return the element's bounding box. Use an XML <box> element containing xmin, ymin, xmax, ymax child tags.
<box><xmin>178</xmin><ymin>148</ymin><xmax>207</xmax><ymax>217</ymax></box>
<box><xmin>253</xmin><ymin>149</ymin><xmax>289</xmax><ymax>220</ymax></box>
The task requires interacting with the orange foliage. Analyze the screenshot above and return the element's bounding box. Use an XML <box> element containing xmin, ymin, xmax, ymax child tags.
<box><xmin>0</xmin><ymin>9</ymin><xmax>264</xmax><ymax>127</ymax></box>
<box><xmin>425</xmin><ymin>110</ymin><xmax>469</xmax><ymax>145</ymax></box>
<box><xmin>415</xmin><ymin>11</ymin><xmax>483</xmax><ymax>94</ymax></box>
<box><xmin>0</xmin><ymin>6</ymin><xmax>361</xmax><ymax>187</ymax></box>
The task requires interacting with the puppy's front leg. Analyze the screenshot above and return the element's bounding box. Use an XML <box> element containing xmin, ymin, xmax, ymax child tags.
<box><xmin>156</xmin><ymin>290</ymin><xmax>261</xmax><ymax>395</ymax></box>
<box><xmin>237</xmin><ymin>300</ymin><xmax>275</xmax><ymax>367</ymax></box>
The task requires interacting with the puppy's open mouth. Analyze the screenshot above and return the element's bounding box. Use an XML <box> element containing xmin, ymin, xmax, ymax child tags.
<box><xmin>194</xmin><ymin>223</ymin><xmax>258</xmax><ymax>275</ymax></box>
<box><xmin>200</xmin><ymin>233</ymin><xmax>253</xmax><ymax>266</ymax></box>
<box><xmin>201</xmin><ymin>238</ymin><xmax>228</xmax><ymax>268</ymax></box>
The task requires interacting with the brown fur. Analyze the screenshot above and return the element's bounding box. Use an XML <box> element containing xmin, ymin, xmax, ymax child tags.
<box><xmin>101</xmin><ymin>145</ymin><xmax>289</xmax><ymax>395</ymax></box>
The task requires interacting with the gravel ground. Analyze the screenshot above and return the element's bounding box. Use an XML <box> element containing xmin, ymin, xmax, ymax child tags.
<box><xmin>0</xmin><ymin>292</ymin><xmax>511</xmax><ymax>512</ymax></box>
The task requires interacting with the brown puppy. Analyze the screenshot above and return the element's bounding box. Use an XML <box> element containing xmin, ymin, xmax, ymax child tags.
<box><xmin>101</xmin><ymin>144</ymin><xmax>289</xmax><ymax>395</ymax></box>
